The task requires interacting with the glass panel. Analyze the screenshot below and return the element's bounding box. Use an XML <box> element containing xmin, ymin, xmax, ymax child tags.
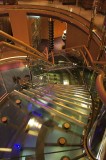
<box><xmin>87</xmin><ymin>106</ymin><xmax>106</xmax><ymax>159</ymax></box>
<box><xmin>0</xmin><ymin>73</ymin><xmax>7</xmax><ymax>99</ymax></box>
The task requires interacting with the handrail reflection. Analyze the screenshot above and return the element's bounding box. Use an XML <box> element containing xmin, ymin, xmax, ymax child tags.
<box><xmin>96</xmin><ymin>71</ymin><xmax>106</xmax><ymax>105</ymax></box>
<box><xmin>87</xmin><ymin>106</ymin><xmax>106</xmax><ymax>160</ymax></box>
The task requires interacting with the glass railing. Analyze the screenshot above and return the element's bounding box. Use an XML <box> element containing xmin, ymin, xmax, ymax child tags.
<box><xmin>0</xmin><ymin>73</ymin><xmax>7</xmax><ymax>101</ymax></box>
<box><xmin>87</xmin><ymin>105</ymin><xmax>106</xmax><ymax>159</ymax></box>
<box><xmin>0</xmin><ymin>30</ymin><xmax>106</xmax><ymax>160</ymax></box>
<box><xmin>0</xmin><ymin>30</ymin><xmax>48</xmax><ymax>62</ymax></box>
<box><xmin>1</xmin><ymin>60</ymin><xmax>105</xmax><ymax>160</ymax></box>
<box><xmin>82</xmin><ymin>70</ymin><xmax>106</xmax><ymax>160</ymax></box>
<box><xmin>0</xmin><ymin>55</ymin><xmax>106</xmax><ymax>160</ymax></box>
<box><xmin>0</xmin><ymin>2</ymin><xmax>105</xmax><ymax>49</ymax></box>
<box><xmin>47</xmin><ymin>48</ymin><xmax>106</xmax><ymax>160</ymax></box>
<box><xmin>0</xmin><ymin>89</ymin><xmax>85</xmax><ymax>160</ymax></box>
<box><xmin>0</xmin><ymin>0</ymin><xmax>105</xmax><ymax>31</ymax></box>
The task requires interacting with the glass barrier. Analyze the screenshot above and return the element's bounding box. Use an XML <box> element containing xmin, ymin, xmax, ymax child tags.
<box><xmin>0</xmin><ymin>90</ymin><xmax>86</xmax><ymax>160</ymax></box>
<box><xmin>0</xmin><ymin>73</ymin><xmax>7</xmax><ymax>100</ymax></box>
<box><xmin>87</xmin><ymin>105</ymin><xmax>106</xmax><ymax>159</ymax></box>
<box><xmin>0</xmin><ymin>18</ymin><xmax>105</xmax><ymax>160</ymax></box>
<box><xmin>0</xmin><ymin>50</ymin><xmax>106</xmax><ymax>160</ymax></box>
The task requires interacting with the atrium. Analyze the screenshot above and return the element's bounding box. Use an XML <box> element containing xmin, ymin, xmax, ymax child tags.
<box><xmin>0</xmin><ymin>0</ymin><xmax>106</xmax><ymax>160</ymax></box>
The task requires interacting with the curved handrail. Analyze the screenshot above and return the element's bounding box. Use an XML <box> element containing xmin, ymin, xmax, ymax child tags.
<box><xmin>0</xmin><ymin>30</ymin><xmax>45</xmax><ymax>58</ymax></box>
<box><xmin>0</xmin><ymin>5</ymin><xmax>90</xmax><ymax>30</ymax></box>
<box><xmin>93</xmin><ymin>61</ymin><xmax>106</xmax><ymax>65</ymax></box>
<box><xmin>49</xmin><ymin>45</ymin><xmax>94</xmax><ymax>67</ymax></box>
<box><xmin>0</xmin><ymin>41</ymin><xmax>51</xmax><ymax>64</ymax></box>
<box><xmin>84</xmin><ymin>132</ymin><xmax>96</xmax><ymax>160</ymax></box>
<box><xmin>96</xmin><ymin>71</ymin><xmax>106</xmax><ymax>105</ymax></box>
<box><xmin>82</xmin><ymin>45</ymin><xmax>94</xmax><ymax>65</ymax></box>
<box><xmin>0</xmin><ymin>93</ymin><xmax>9</xmax><ymax>103</ymax></box>
<box><xmin>83</xmin><ymin>70</ymin><xmax>106</xmax><ymax>160</ymax></box>
<box><xmin>0</xmin><ymin>56</ymin><xmax>27</xmax><ymax>64</ymax></box>
<box><xmin>0</xmin><ymin>4</ymin><xmax>103</xmax><ymax>46</ymax></box>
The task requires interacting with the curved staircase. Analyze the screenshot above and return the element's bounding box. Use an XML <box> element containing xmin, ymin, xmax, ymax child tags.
<box><xmin>7</xmin><ymin>83</ymin><xmax>92</xmax><ymax>160</ymax></box>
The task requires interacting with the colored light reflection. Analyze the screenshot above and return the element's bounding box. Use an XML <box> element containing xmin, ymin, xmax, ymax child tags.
<box><xmin>32</xmin><ymin>111</ymin><xmax>42</xmax><ymax>117</ymax></box>
<box><xmin>13</xmin><ymin>144</ymin><xmax>22</xmax><ymax>151</ymax></box>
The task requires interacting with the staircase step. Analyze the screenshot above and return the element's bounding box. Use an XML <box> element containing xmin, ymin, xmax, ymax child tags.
<box><xmin>29</xmin><ymin>88</ymin><xmax>91</xmax><ymax>111</ymax></box>
<box><xmin>52</xmin><ymin>87</ymin><xmax>90</xmax><ymax>96</ymax></box>
<box><xmin>29</xmin><ymin>88</ymin><xmax>91</xmax><ymax>104</ymax></box>
<box><xmin>37</xmin><ymin>86</ymin><xmax>91</xmax><ymax>98</ymax></box>
<box><xmin>53</xmin><ymin>84</ymin><xmax>89</xmax><ymax>91</ymax></box>
<box><xmin>30</xmin><ymin>89</ymin><xmax>91</xmax><ymax>118</ymax></box>
<box><xmin>13</xmin><ymin>90</ymin><xmax>86</xmax><ymax>128</ymax></box>
<box><xmin>37</xmin><ymin>87</ymin><xmax>91</xmax><ymax>102</ymax></box>
<box><xmin>23</xmin><ymin>89</ymin><xmax>90</xmax><ymax>118</ymax></box>
<box><xmin>23</xmin><ymin>88</ymin><xmax>90</xmax><ymax>124</ymax></box>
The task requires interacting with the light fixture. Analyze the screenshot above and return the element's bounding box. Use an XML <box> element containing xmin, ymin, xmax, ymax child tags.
<box><xmin>1</xmin><ymin>116</ymin><xmax>8</xmax><ymax>123</ymax></box>
<box><xmin>92</xmin><ymin>29</ymin><xmax>96</xmax><ymax>32</ymax></box>
<box><xmin>30</xmin><ymin>16</ymin><xmax>40</xmax><ymax>19</ymax></box>
<box><xmin>70</xmin><ymin>8</ymin><xmax>73</xmax><ymax>12</ymax></box>
<box><xmin>39</xmin><ymin>76</ymin><xmax>43</xmax><ymax>80</ymax></box>
<box><xmin>28</xmin><ymin>130</ymin><xmax>38</xmax><ymax>136</ymax></box>
<box><xmin>81</xmin><ymin>103</ymin><xmax>88</xmax><ymax>108</ymax></box>
<box><xmin>63</xmin><ymin>80</ymin><xmax>69</xmax><ymax>85</ymax></box>
<box><xmin>28</xmin><ymin>118</ymin><xmax>35</xmax><ymax>127</ymax></box>
<box><xmin>0</xmin><ymin>148</ymin><xmax>12</xmax><ymax>152</ymax></box>
<box><xmin>13</xmin><ymin>144</ymin><xmax>22</xmax><ymax>151</ymax></box>
<box><xmin>27</xmin><ymin>118</ymin><xmax>42</xmax><ymax>129</ymax></box>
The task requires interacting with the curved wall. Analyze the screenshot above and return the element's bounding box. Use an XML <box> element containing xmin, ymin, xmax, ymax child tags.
<box><xmin>0</xmin><ymin>5</ymin><xmax>103</xmax><ymax>60</ymax></box>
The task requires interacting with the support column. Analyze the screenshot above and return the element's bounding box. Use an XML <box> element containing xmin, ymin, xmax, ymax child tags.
<box><xmin>9</xmin><ymin>10</ymin><xmax>30</xmax><ymax>45</ymax></box>
<box><xmin>48</xmin><ymin>18</ymin><xmax>54</xmax><ymax>53</ymax></box>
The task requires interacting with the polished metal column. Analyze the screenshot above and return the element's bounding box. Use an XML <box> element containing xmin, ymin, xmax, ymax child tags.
<box><xmin>48</xmin><ymin>18</ymin><xmax>54</xmax><ymax>53</ymax></box>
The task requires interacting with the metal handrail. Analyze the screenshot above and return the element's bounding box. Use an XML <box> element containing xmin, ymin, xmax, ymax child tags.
<box><xmin>83</xmin><ymin>68</ymin><xmax>106</xmax><ymax>160</ymax></box>
<box><xmin>0</xmin><ymin>56</ymin><xmax>27</xmax><ymax>64</ymax></box>
<box><xmin>0</xmin><ymin>30</ymin><xmax>45</xmax><ymax>58</ymax></box>
<box><xmin>93</xmin><ymin>61</ymin><xmax>106</xmax><ymax>65</ymax></box>
<box><xmin>96</xmin><ymin>71</ymin><xmax>106</xmax><ymax>105</ymax></box>
<box><xmin>0</xmin><ymin>56</ymin><xmax>105</xmax><ymax>159</ymax></box>
<box><xmin>65</xmin><ymin>45</ymin><xmax>105</xmax><ymax>67</ymax></box>
<box><xmin>0</xmin><ymin>41</ymin><xmax>51</xmax><ymax>64</ymax></box>
<box><xmin>0</xmin><ymin>93</ymin><xmax>9</xmax><ymax>103</ymax></box>
<box><xmin>82</xmin><ymin>45</ymin><xmax>94</xmax><ymax>65</ymax></box>
<box><xmin>51</xmin><ymin>45</ymin><xmax>94</xmax><ymax>67</ymax></box>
